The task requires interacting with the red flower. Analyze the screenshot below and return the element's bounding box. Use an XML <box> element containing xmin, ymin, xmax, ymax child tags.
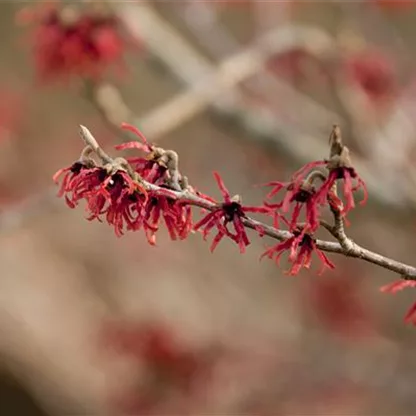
<box><xmin>291</xmin><ymin>146</ymin><xmax>367</xmax><ymax>217</ymax></box>
<box><xmin>116</xmin><ymin>123</ymin><xmax>176</xmax><ymax>186</ymax></box>
<box><xmin>142</xmin><ymin>194</ymin><xmax>193</xmax><ymax>246</ymax></box>
<box><xmin>261</xmin><ymin>227</ymin><xmax>335</xmax><ymax>275</ymax></box>
<box><xmin>20</xmin><ymin>3</ymin><xmax>127</xmax><ymax>81</ymax></box>
<box><xmin>53</xmin><ymin>161</ymin><xmax>106</xmax><ymax>208</ymax></box>
<box><xmin>315</xmin><ymin>167</ymin><xmax>368</xmax><ymax>216</ymax></box>
<box><xmin>262</xmin><ymin>179</ymin><xmax>320</xmax><ymax>232</ymax></box>
<box><xmin>90</xmin><ymin>170</ymin><xmax>148</xmax><ymax>237</ymax></box>
<box><xmin>195</xmin><ymin>172</ymin><xmax>269</xmax><ymax>253</ymax></box>
<box><xmin>53</xmin><ymin>162</ymin><xmax>152</xmax><ymax>237</ymax></box>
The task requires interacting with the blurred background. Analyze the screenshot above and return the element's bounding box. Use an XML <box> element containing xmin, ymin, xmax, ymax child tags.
<box><xmin>1</xmin><ymin>1</ymin><xmax>416</xmax><ymax>415</ymax></box>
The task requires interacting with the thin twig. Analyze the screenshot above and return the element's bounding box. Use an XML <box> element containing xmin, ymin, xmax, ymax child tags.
<box><xmin>78</xmin><ymin>125</ymin><xmax>416</xmax><ymax>280</ymax></box>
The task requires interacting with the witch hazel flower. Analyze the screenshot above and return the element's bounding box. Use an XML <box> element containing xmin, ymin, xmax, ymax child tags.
<box><xmin>114</xmin><ymin>123</ymin><xmax>195</xmax><ymax>243</ymax></box>
<box><xmin>53</xmin><ymin>145</ymin><xmax>151</xmax><ymax>236</ymax></box>
<box><xmin>261</xmin><ymin>226</ymin><xmax>335</xmax><ymax>276</ymax></box>
<box><xmin>142</xmin><ymin>194</ymin><xmax>193</xmax><ymax>246</ymax></box>
<box><xmin>291</xmin><ymin>125</ymin><xmax>368</xmax><ymax>218</ymax></box>
<box><xmin>52</xmin><ymin>148</ymin><xmax>107</xmax><ymax>208</ymax></box>
<box><xmin>262</xmin><ymin>171</ymin><xmax>324</xmax><ymax>233</ymax></box>
<box><xmin>116</xmin><ymin>123</ymin><xmax>183</xmax><ymax>190</ymax></box>
<box><xmin>259</xmin><ymin>125</ymin><xmax>366</xmax><ymax>235</ymax></box>
<box><xmin>316</xmin><ymin>126</ymin><xmax>368</xmax><ymax>215</ymax></box>
<box><xmin>54</xmin><ymin>123</ymin><xmax>198</xmax><ymax>243</ymax></box>
<box><xmin>88</xmin><ymin>168</ymin><xmax>149</xmax><ymax>237</ymax></box>
<box><xmin>194</xmin><ymin>172</ymin><xmax>270</xmax><ymax>253</ymax></box>
<box><xmin>18</xmin><ymin>2</ymin><xmax>128</xmax><ymax>82</ymax></box>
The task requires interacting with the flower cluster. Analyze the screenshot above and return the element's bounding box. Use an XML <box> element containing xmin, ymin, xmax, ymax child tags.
<box><xmin>262</xmin><ymin>126</ymin><xmax>367</xmax><ymax>233</ymax></box>
<box><xmin>255</xmin><ymin>125</ymin><xmax>367</xmax><ymax>274</ymax></box>
<box><xmin>54</xmin><ymin>125</ymin><xmax>193</xmax><ymax>244</ymax></box>
<box><xmin>54</xmin><ymin>123</ymin><xmax>368</xmax><ymax>276</ymax></box>
<box><xmin>18</xmin><ymin>2</ymin><xmax>129</xmax><ymax>82</ymax></box>
<box><xmin>54</xmin><ymin>122</ymin><xmax>275</xmax><ymax>251</ymax></box>
<box><xmin>53</xmin><ymin>122</ymin><xmax>416</xmax><ymax>325</ymax></box>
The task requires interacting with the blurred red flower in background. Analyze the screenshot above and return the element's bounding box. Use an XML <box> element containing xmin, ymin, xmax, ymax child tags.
<box><xmin>344</xmin><ymin>50</ymin><xmax>397</xmax><ymax>105</ymax></box>
<box><xmin>303</xmin><ymin>268</ymin><xmax>376</xmax><ymax>339</ymax></box>
<box><xmin>17</xmin><ymin>3</ymin><xmax>129</xmax><ymax>82</ymax></box>
<box><xmin>267</xmin><ymin>48</ymin><xmax>328</xmax><ymax>85</ymax></box>
<box><xmin>101</xmin><ymin>321</ymin><xmax>215</xmax><ymax>415</ymax></box>
<box><xmin>373</xmin><ymin>0</ymin><xmax>416</xmax><ymax>11</ymax></box>
<box><xmin>0</xmin><ymin>87</ymin><xmax>24</xmax><ymax>142</ymax></box>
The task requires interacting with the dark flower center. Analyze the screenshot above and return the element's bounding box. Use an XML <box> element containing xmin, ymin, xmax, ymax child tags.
<box><xmin>70</xmin><ymin>161</ymin><xmax>85</xmax><ymax>174</ymax></box>
<box><xmin>331</xmin><ymin>166</ymin><xmax>357</xmax><ymax>180</ymax></box>
<box><xmin>300</xmin><ymin>233</ymin><xmax>314</xmax><ymax>248</ymax></box>
<box><xmin>97</xmin><ymin>168</ymin><xmax>108</xmax><ymax>182</ymax></box>
<box><xmin>293</xmin><ymin>188</ymin><xmax>314</xmax><ymax>203</ymax></box>
<box><xmin>222</xmin><ymin>201</ymin><xmax>244</xmax><ymax>222</ymax></box>
<box><xmin>128</xmin><ymin>193</ymin><xmax>139</xmax><ymax>202</ymax></box>
<box><xmin>105</xmin><ymin>173</ymin><xmax>127</xmax><ymax>200</ymax></box>
<box><xmin>291</xmin><ymin>227</ymin><xmax>314</xmax><ymax>248</ymax></box>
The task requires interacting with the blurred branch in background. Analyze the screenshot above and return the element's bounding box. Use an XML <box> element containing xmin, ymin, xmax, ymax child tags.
<box><xmin>116</xmin><ymin>1</ymin><xmax>416</xmax><ymax>209</ymax></box>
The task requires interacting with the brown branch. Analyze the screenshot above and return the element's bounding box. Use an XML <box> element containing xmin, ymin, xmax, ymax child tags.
<box><xmin>78</xmin><ymin>125</ymin><xmax>416</xmax><ymax>281</ymax></box>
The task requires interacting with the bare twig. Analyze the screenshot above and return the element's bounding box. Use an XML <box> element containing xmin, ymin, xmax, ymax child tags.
<box><xmin>77</xmin><ymin>125</ymin><xmax>416</xmax><ymax>280</ymax></box>
<box><xmin>326</xmin><ymin>125</ymin><xmax>355</xmax><ymax>252</ymax></box>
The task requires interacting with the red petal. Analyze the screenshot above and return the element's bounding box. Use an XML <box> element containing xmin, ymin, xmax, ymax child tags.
<box><xmin>210</xmin><ymin>230</ymin><xmax>225</xmax><ymax>252</ymax></box>
<box><xmin>121</xmin><ymin>122</ymin><xmax>150</xmax><ymax>145</ymax></box>
<box><xmin>52</xmin><ymin>167</ymin><xmax>69</xmax><ymax>183</ymax></box>
<box><xmin>213</xmin><ymin>171</ymin><xmax>231</xmax><ymax>202</ymax></box>
<box><xmin>380</xmin><ymin>280</ymin><xmax>416</xmax><ymax>294</ymax></box>
<box><xmin>114</xmin><ymin>141</ymin><xmax>150</xmax><ymax>152</ymax></box>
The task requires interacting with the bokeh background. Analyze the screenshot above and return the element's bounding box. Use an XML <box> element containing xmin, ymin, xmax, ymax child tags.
<box><xmin>1</xmin><ymin>1</ymin><xmax>416</xmax><ymax>415</ymax></box>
